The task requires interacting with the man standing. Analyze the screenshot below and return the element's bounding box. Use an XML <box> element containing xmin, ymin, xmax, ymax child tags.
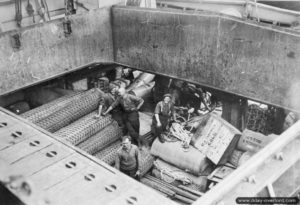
<box><xmin>151</xmin><ymin>93</ymin><xmax>177</xmax><ymax>143</ymax></box>
<box><xmin>103</xmin><ymin>87</ymin><xmax>144</xmax><ymax>147</ymax></box>
<box><xmin>95</xmin><ymin>83</ymin><xmax>126</xmax><ymax>134</ymax></box>
<box><xmin>115</xmin><ymin>136</ymin><xmax>141</xmax><ymax>180</ymax></box>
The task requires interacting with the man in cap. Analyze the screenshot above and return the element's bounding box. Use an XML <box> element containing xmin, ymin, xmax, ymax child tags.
<box><xmin>115</xmin><ymin>136</ymin><xmax>141</xmax><ymax>180</ymax></box>
<box><xmin>103</xmin><ymin>87</ymin><xmax>144</xmax><ymax>146</ymax></box>
<box><xmin>151</xmin><ymin>93</ymin><xmax>177</xmax><ymax>143</ymax></box>
<box><xmin>95</xmin><ymin>83</ymin><xmax>126</xmax><ymax>134</ymax></box>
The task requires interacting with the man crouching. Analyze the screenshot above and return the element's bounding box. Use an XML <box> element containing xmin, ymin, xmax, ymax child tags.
<box><xmin>115</xmin><ymin>136</ymin><xmax>141</xmax><ymax>181</ymax></box>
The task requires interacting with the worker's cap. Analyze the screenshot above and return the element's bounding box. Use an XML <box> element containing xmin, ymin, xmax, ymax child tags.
<box><xmin>121</xmin><ymin>135</ymin><xmax>131</xmax><ymax>143</ymax></box>
<box><xmin>115</xmin><ymin>78</ymin><xmax>130</xmax><ymax>87</ymax></box>
<box><xmin>163</xmin><ymin>93</ymin><xmax>172</xmax><ymax>99</ymax></box>
<box><xmin>109</xmin><ymin>82</ymin><xmax>120</xmax><ymax>91</ymax></box>
<box><xmin>98</xmin><ymin>77</ymin><xmax>109</xmax><ymax>82</ymax></box>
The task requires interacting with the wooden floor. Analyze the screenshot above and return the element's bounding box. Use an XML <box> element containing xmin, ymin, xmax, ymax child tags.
<box><xmin>139</xmin><ymin>112</ymin><xmax>153</xmax><ymax>136</ymax></box>
<box><xmin>0</xmin><ymin>108</ymin><xmax>176</xmax><ymax>205</ymax></box>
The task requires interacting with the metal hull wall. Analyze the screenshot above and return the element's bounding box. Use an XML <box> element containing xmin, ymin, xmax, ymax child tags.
<box><xmin>112</xmin><ymin>6</ymin><xmax>300</xmax><ymax>111</ymax></box>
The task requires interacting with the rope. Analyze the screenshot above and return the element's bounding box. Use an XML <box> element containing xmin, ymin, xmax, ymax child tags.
<box><xmin>170</xmin><ymin>122</ymin><xmax>191</xmax><ymax>144</ymax></box>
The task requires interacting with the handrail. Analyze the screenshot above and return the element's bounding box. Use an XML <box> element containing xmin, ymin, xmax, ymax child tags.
<box><xmin>193</xmin><ymin>120</ymin><xmax>300</xmax><ymax>205</ymax></box>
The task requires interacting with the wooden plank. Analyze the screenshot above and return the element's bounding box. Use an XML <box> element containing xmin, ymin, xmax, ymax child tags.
<box><xmin>0</xmin><ymin>136</ymin><xmax>52</xmax><ymax>164</ymax></box>
<box><xmin>112</xmin><ymin>6</ymin><xmax>300</xmax><ymax>111</ymax></box>
<box><xmin>139</xmin><ymin>112</ymin><xmax>152</xmax><ymax>136</ymax></box>
<box><xmin>28</xmin><ymin>154</ymin><xmax>90</xmax><ymax>190</ymax></box>
<box><xmin>8</xmin><ymin>144</ymin><xmax>73</xmax><ymax>177</ymax></box>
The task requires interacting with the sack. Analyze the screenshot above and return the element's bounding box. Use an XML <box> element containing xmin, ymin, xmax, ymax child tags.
<box><xmin>152</xmin><ymin>159</ymin><xmax>208</xmax><ymax>192</ymax></box>
<box><xmin>229</xmin><ymin>149</ymin><xmax>254</xmax><ymax>167</ymax></box>
<box><xmin>237</xmin><ymin>129</ymin><xmax>278</xmax><ymax>152</ymax></box>
<box><xmin>151</xmin><ymin>139</ymin><xmax>208</xmax><ymax>176</ymax></box>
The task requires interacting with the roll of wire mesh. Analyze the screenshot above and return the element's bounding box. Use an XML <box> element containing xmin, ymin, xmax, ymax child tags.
<box><xmin>140</xmin><ymin>149</ymin><xmax>155</xmax><ymax>177</ymax></box>
<box><xmin>35</xmin><ymin>89</ymin><xmax>104</xmax><ymax>133</ymax></box>
<box><xmin>77</xmin><ymin>121</ymin><xmax>122</xmax><ymax>155</ymax></box>
<box><xmin>94</xmin><ymin>140</ymin><xmax>121</xmax><ymax>165</ymax></box>
<box><xmin>54</xmin><ymin>111</ymin><xmax>113</xmax><ymax>145</ymax></box>
<box><xmin>21</xmin><ymin>91</ymin><xmax>83</xmax><ymax>123</ymax></box>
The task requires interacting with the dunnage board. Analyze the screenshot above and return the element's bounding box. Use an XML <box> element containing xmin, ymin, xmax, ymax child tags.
<box><xmin>21</xmin><ymin>91</ymin><xmax>83</xmax><ymax>123</ymax></box>
<box><xmin>54</xmin><ymin>112</ymin><xmax>113</xmax><ymax>145</ymax></box>
<box><xmin>35</xmin><ymin>89</ymin><xmax>104</xmax><ymax>133</ymax></box>
<box><xmin>77</xmin><ymin>121</ymin><xmax>122</xmax><ymax>155</ymax></box>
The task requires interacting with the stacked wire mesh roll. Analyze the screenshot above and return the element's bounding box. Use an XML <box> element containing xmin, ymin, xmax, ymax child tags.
<box><xmin>21</xmin><ymin>91</ymin><xmax>83</xmax><ymax>123</ymax></box>
<box><xmin>21</xmin><ymin>89</ymin><xmax>105</xmax><ymax>133</ymax></box>
<box><xmin>21</xmin><ymin>87</ymin><xmax>154</xmax><ymax>184</ymax></box>
<box><xmin>37</xmin><ymin>89</ymin><xmax>104</xmax><ymax>132</ymax></box>
<box><xmin>55</xmin><ymin>112</ymin><xmax>113</xmax><ymax>145</ymax></box>
<box><xmin>78</xmin><ymin>121</ymin><xmax>122</xmax><ymax>154</ymax></box>
<box><xmin>94</xmin><ymin>140</ymin><xmax>121</xmax><ymax>165</ymax></box>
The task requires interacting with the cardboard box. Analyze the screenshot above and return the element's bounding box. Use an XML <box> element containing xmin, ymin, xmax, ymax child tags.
<box><xmin>192</xmin><ymin>113</ymin><xmax>241</xmax><ymax>165</ymax></box>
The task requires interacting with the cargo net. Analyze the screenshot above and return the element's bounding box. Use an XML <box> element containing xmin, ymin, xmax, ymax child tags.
<box><xmin>77</xmin><ymin>121</ymin><xmax>122</xmax><ymax>155</ymax></box>
<box><xmin>94</xmin><ymin>140</ymin><xmax>121</xmax><ymax>165</ymax></box>
<box><xmin>35</xmin><ymin>89</ymin><xmax>104</xmax><ymax>133</ymax></box>
<box><xmin>245</xmin><ymin>104</ymin><xmax>277</xmax><ymax>135</ymax></box>
<box><xmin>54</xmin><ymin>112</ymin><xmax>113</xmax><ymax>145</ymax></box>
<box><xmin>21</xmin><ymin>91</ymin><xmax>83</xmax><ymax>123</ymax></box>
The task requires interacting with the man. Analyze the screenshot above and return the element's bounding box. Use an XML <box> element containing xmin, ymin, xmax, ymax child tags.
<box><xmin>95</xmin><ymin>83</ymin><xmax>126</xmax><ymax>134</ymax></box>
<box><xmin>115</xmin><ymin>136</ymin><xmax>141</xmax><ymax>180</ymax></box>
<box><xmin>151</xmin><ymin>93</ymin><xmax>177</xmax><ymax>143</ymax></box>
<box><xmin>103</xmin><ymin>87</ymin><xmax>144</xmax><ymax>146</ymax></box>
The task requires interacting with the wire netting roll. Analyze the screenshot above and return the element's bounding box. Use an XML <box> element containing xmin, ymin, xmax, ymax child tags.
<box><xmin>54</xmin><ymin>112</ymin><xmax>113</xmax><ymax>145</ymax></box>
<box><xmin>94</xmin><ymin>140</ymin><xmax>121</xmax><ymax>165</ymax></box>
<box><xmin>35</xmin><ymin>89</ymin><xmax>104</xmax><ymax>133</ymax></box>
<box><xmin>77</xmin><ymin>121</ymin><xmax>122</xmax><ymax>155</ymax></box>
<box><xmin>246</xmin><ymin>104</ymin><xmax>268</xmax><ymax>134</ymax></box>
<box><xmin>140</xmin><ymin>149</ymin><xmax>155</xmax><ymax>177</ymax></box>
<box><xmin>21</xmin><ymin>91</ymin><xmax>83</xmax><ymax>123</ymax></box>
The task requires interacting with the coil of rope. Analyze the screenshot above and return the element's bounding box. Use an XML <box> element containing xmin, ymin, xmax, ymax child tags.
<box><xmin>170</xmin><ymin>122</ymin><xmax>191</xmax><ymax>145</ymax></box>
